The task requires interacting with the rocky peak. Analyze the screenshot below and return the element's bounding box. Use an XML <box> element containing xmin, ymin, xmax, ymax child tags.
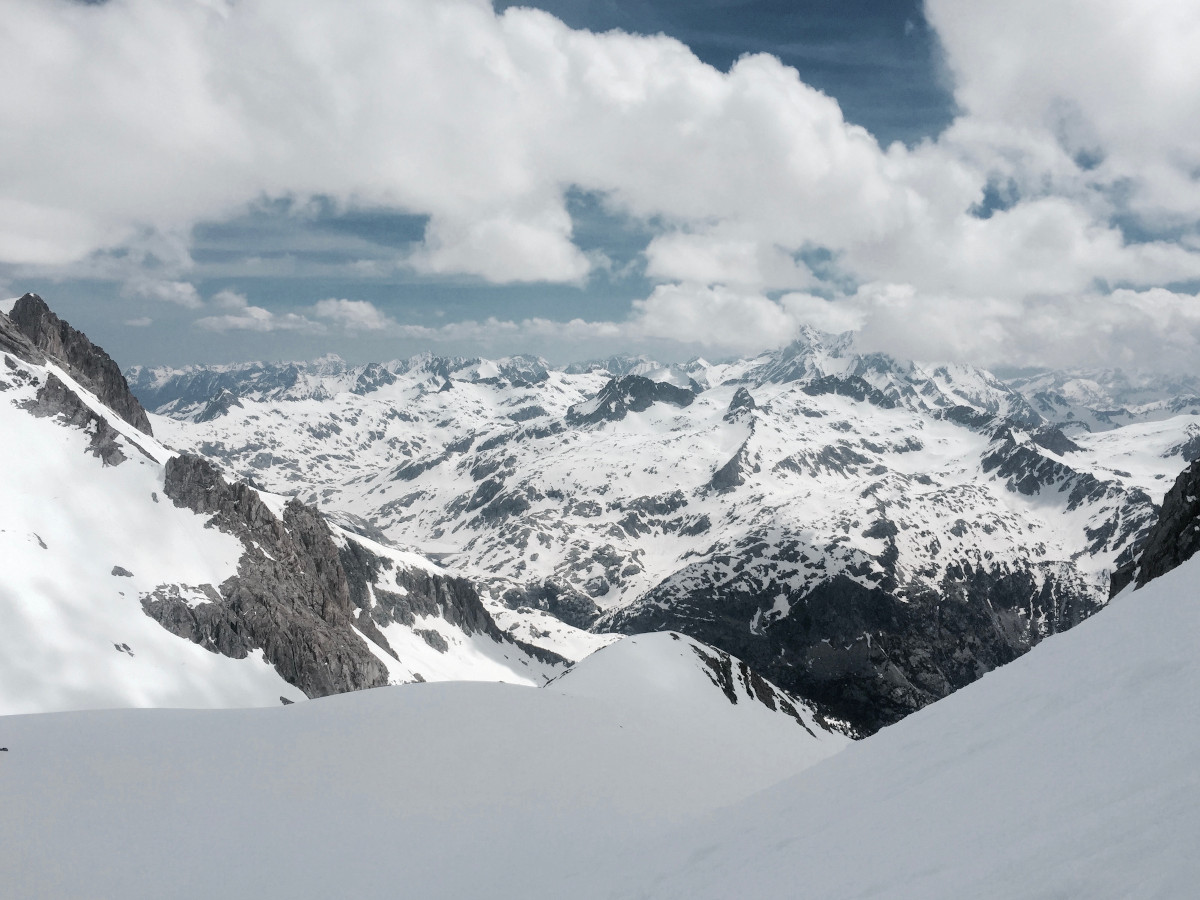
<box><xmin>152</xmin><ymin>453</ymin><xmax>388</xmax><ymax>697</ymax></box>
<box><xmin>1114</xmin><ymin>457</ymin><xmax>1200</xmax><ymax>592</ymax></box>
<box><xmin>565</xmin><ymin>374</ymin><xmax>695</xmax><ymax>426</ymax></box>
<box><xmin>724</xmin><ymin>387</ymin><xmax>757</xmax><ymax>422</ymax></box>
<box><xmin>9</xmin><ymin>293</ymin><xmax>153</xmax><ymax>435</ymax></box>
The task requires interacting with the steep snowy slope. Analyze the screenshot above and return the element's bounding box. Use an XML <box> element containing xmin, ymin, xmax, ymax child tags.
<box><xmin>0</xmin><ymin>634</ymin><xmax>847</xmax><ymax>900</ymax></box>
<box><xmin>2</xmin><ymin>521</ymin><xmax>1195</xmax><ymax>898</ymax></box>
<box><xmin>0</xmin><ymin>319</ymin><xmax>300</xmax><ymax>712</ymax></box>
<box><xmin>588</xmin><ymin>554</ymin><xmax>1200</xmax><ymax>899</ymax></box>
<box><xmin>0</xmin><ymin>297</ymin><xmax>559</xmax><ymax>714</ymax></box>
<box><xmin>133</xmin><ymin>328</ymin><xmax>1197</xmax><ymax>731</ymax></box>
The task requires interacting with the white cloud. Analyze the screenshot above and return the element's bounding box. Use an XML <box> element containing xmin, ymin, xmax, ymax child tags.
<box><xmin>313</xmin><ymin>298</ymin><xmax>394</xmax><ymax>331</ymax></box>
<box><xmin>195</xmin><ymin>290</ymin><xmax>322</xmax><ymax>333</ymax></box>
<box><xmin>122</xmin><ymin>278</ymin><xmax>203</xmax><ymax>309</ymax></box>
<box><xmin>124</xmin><ymin>317</ymin><xmax>153</xmax><ymax>328</ymax></box>
<box><xmin>846</xmin><ymin>283</ymin><xmax>1200</xmax><ymax>372</ymax></box>
<box><xmin>927</xmin><ymin>0</ymin><xmax>1200</xmax><ymax>222</ymax></box>
<box><xmin>1</xmin><ymin>0</ymin><xmax>1199</xmax><ymax>368</ymax></box>
<box><xmin>0</xmin><ymin>0</ymin><xmax>937</xmax><ymax>287</ymax></box>
<box><xmin>211</xmin><ymin>289</ymin><xmax>249</xmax><ymax>310</ymax></box>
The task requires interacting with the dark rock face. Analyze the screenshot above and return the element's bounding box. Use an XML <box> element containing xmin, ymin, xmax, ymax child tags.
<box><xmin>981</xmin><ymin>424</ymin><xmax>1154</xmax><ymax>565</ymax></box>
<box><xmin>1128</xmin><ymin>458</ymin><xmax>1200</xmax><ymax>589</ymax></box>
<box><xmin>195</xmin><ymin>389</ymin><xmax>243</xmax><ymax>422</ymax></box>
<box><xmin>340</xmin><ymin>536</ymin><xmax>571</xmax><ymax>668</ymax></box>
<box><xmin>1031</xmin><ymin>425</ymin><xmax>1082</xmax><ymax>455</ymax></box>
<box><xmin>686</xmin><ymin>640</ymin><xmax>822</xmax><ymax>736</ymax></box>
<box><xmin>0</xmin><ymin>312</ymin><xmax>46</xmax><ymax>364</ymax></box>
<box><xmin>144</xmin><ymin>454</ymin><xmax>389</xmax><ymax>697</ymax></box>
<box><xmin>566</xmin><ymin>375</ymin><xmax>694</xmax><ymax>426</ymax></box>
<box><xmin>501</xmin><ymin>579</ymin><xmax>602</xmax><ymax>630</ymax></box>
<box><xmin>724</xmin><ymin>387</ymin><xmax>757</xmax><ymax>422</ymax></box>
<box><xmin>20</xmin><ymin>372</ymin><xmax>130</xmax><ymax>467</ymax></box>
<box><xmin>9</xmin><ymin>294</ymin><xmax>153</xmax><ymax>435</ymax></box>
<box><xmin>801</xmin><ymin>375</ymin><xmax>896</xmax><ymax>409</ymax></box>
<box><xmin>352</xmin><ymin>363</ymin><xmax>398</xmax><ymax>395</ymax></box>
<box><xmin>601</xmin><ymin>552</ymin><xmax>1101</xmax><ymax>737</ymax></box>
<box><xmin>710</xmin><ymin>440</ymin><xmax>755</xmax><ymax>492</ymax></box>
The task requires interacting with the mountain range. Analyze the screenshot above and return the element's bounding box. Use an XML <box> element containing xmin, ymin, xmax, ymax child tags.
<box><xmin>1</xmin><ymin>291</ymin><xmax>1197</xmax><ymax>896</ymax></box>
<box><xmin>127</xmin><ymin>319</ymin><xmax>1199</xmax><ymax>733</ymax></box>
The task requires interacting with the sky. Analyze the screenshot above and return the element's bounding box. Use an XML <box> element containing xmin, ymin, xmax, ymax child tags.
<box><xmin>1</xmin><ymin>0</ymin><xmax>1199</xmax><ymax>371</ymax></box>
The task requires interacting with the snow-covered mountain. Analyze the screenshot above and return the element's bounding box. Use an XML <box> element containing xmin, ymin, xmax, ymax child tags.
<box><xmin>1005</xmin><ymin>366</ymin><xmax>1200</xmax><ymax>434</ymax></box>
<box><xmin>3</xmin><ymin>458</ymin><xmax>1197</xmax><ymax>899</ymax></box>
<box><xmin>130</xmin><ymin>327</ymin><xmax>1198</xmax><ymax>732</ymax></box>
<box><xmin>0</xmin><ymin>295</ymin><xmax>568</xmax><ymax>713</ymax></box>
<box><xmin>0</xmin><ymin>631</ymin><xmax>849</xmax><ymax>900</ymax></box>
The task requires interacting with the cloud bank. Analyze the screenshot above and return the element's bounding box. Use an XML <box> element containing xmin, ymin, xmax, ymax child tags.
<box><xmin>1</xmin><ymin>0</ymin><xmax>1198</xmax><ymax>368</ymax></box>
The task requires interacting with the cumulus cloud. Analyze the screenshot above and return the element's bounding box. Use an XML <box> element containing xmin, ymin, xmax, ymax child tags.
<box><xmin>0</xmin><ymin>0</ymin><xmax>955</xmax><ymax>288</ymax></box>
<box><xmin>195</xmin><ymin>290</ymin><xmax>322</xmax><ymax>333</ymax></box>
<box><xmin>313</xmin><ymin>298</ymin><xmax>394</xmax><ymax>331</ymax></box>
<box><xmin>122</xmin><ymin>278</ymin><xmax>203</xmax><ymax>309</ymax></box>
<box><xmin>927</xmin><ymin>0</ymin><xmax>1200</xmax><ymax>222</ymax></box>
<box><xmin>1</xmin><ymin>0</ymin><xmax>1199</xmax><ymax>368</ymax></box>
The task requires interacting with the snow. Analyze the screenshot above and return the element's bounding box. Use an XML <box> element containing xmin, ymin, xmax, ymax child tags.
<box><xmin>0</xmin><ymin>634</ymin><xmax>843</xmax><ymax>900</ymax></box>
<box><xmin>593</xmin><ymin>555</ymin><xmax>1200</xmax><ymax>899</ymax></box>
<box><xmin>139</xmin><ymin>338</ymin><xmax>1197</xmax><ymax>665</ymax></box>
<box><xmin>0</xmin><ymin>356</ymin><xmax>302</xmax><ymax>713</ymax></box>
<box><xmin>1</xmin><ymin>557</ymin><xmax>1195</xmax><ymax>898</ymax></box>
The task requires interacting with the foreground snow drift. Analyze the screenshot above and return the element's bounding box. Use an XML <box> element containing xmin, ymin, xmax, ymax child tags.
<box><xmin>0</xmin><ymin>634</ymin><xmax>846</xmax><ymax>900</ymax></box>
<box><xmin>594</xmin><ymin>556</ymin><xmax>1200</xmax><ymax>899</ymax></box>
<box><xmin>2</xmin><ymin>555</ymin><xmax>1195</xmax><ymax>898</ymax></box>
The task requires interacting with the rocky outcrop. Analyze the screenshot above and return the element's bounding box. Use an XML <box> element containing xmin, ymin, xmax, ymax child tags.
<box><xmin>1134</xmin><ymin>457</ymin><xmax>1200</xmax><ymax>587</ymax></box>
<box><xmin>194</xmin><ymin>388</ymin><xmax>243</xmax><ymax>423</ymax></box>
<box><xmin>144</xmin><ymin>454</ymin><xmax>389</xmax><ymax>697</ymax></box>
<box><xmin>601</xmin><ymin>550</ymin><xmax>1101</xmax><ymax>737</ymax></box>
<box><xmin>0</xmin><ymin>311</ymin><xmax>46</xmax><ymax>364</ymax></box>
<box><xmin>501</xmin><ymin>579</ymin><xmax>602</xmax><ymax>630</ymax></box>
<box><xmin>801</xmin><ymin>374</ymin><xmax>896</xmax><ymax>409</ymax></box>
<box><xmin>8</xmin><ymin>293</ymin><xmax>153</xmax><ymax>435</ymax></box>
<box><xmin>20</xmin><ymin>372</ymin><xmax>129</xmax><ymax>466</ymax></box>
<box><xmin>723</xmin><ymin>387</ymin><xmax>757</xmax><ymax>422</ymax></box>
<box><xmin>566</xmin><ymin>375</ymin><xmax>694</xmax><ymax>426</ymax></box>
<box><xmin>1110</xmin><ymin>458</ymin><xmax>1200</xmax><ymax>595</ymax></box>
<box><xmin>687</xmin><ymin>640</ymin><xmax>821</xmax><ymax>736</ymax></box>
<box><xmin>338</xmin><ymin>531</ymin><xmax>572</xmax><ymax>668</ymax></box>
<box><xmin>710</xmin><ymin>440</ymin><xmax>753</xmax><ymax>492</ymax></box>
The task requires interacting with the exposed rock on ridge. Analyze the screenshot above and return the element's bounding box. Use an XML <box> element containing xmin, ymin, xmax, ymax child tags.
<box><xmin>20</xmin><ymin>372</ymin><xmax>129</xmax><ymax>467</ymax></box>
<box><xmin>9</xmin><ymin>293</ymin><xmax>153</xmax><ymax>435</ymax></box>
<box><xmin>1110</xmin><ymin>457</ymin><xmax>1200</xmax><ymax>594</ymax></box>
<box><xmin>145</xmin><ymin>453</ymin><xmax>389</xmax><ymax>697</ymax></box>
<box><xmin>601</xmin><ymin>547</ymin><xmax>1101</xmax><ymax>736</ymax></box>
<box><xmin>566</xmin><ymin>374</ymin><xmax>694</xmax><ymax>425</ymax></box>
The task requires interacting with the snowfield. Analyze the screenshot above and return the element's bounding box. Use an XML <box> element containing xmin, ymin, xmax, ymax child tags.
<box><xmin>0</xmin><ymin>633</ymin><xmax>846</xmax><ymax>900</ymax></box>
<box><xmin>1</xmin><ymin>558</ymin><xmax>1196</xmax><ymax>899</ymax></box>
<box><xmin>0</xmin><ymin>355</ymin><xmax>303</xmax><ymax>713</ymax></box>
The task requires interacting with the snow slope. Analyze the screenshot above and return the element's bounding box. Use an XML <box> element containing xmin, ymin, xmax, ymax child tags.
<box><xmin>1</xmin><ymin>310</ymin><xmax>560</xmax><ymax>713</ymax></box>
<box><xmin>0</xmin><ymin>634</ymin><xmax>846</xmax><ymax>900</ymax></box>
<box><xmin>1</xmin><ymin>556</ymin><xmax>1194</xmax><ymax>898</ymax></box>
<box><xmin>0</xmin><ymin>349</ymin><xmax>303</xmax><ymax>712</ymax></box>
<box><xmin>592</xmin><ymin>555</ymin><xmax>1200</xmax><ymax>899</ymax></box>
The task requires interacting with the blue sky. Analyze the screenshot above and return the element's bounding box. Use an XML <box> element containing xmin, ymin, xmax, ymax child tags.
<box><xmin>2</xmin><ymin>0</ymin><xmax>1199</xmax><ymax>371</ymax></box>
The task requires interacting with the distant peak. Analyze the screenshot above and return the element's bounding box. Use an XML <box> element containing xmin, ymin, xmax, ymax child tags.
<box><xmin>8</xmin><ymin>293</ymin><xmax>154</xmax><ymax>436</ymax></box>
